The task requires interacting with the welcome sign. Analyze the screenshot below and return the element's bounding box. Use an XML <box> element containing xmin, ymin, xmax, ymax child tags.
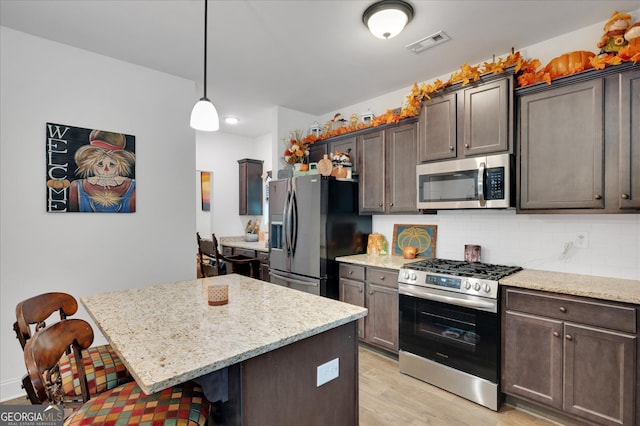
<box><xmin>46</xmin><ymin>123</ymin><xmax>136</xmax><ymax>213</ymax></box>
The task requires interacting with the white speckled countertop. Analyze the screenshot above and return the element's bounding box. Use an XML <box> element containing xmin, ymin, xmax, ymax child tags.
<box><xmin>219</xmin><ymin>236</ymin><xmax>268</xmax><ymax>252</ymax></box>
<box><xmin>335</xmin><ymin>254</ymin><xmax>420</xmax><ymax>270</ymax></box>
<box><xmin>500</xmin><ymin>269</ymin><xmax>640</xmax><ymax>305</ymax></box>
<box><xmin>81</xmin><ymin>274</ymin><xmax>367</xmax><ymax>394</ymax></box>
<box><xmin>337</xmin><ymin>255</ymin><xmax>639</xmax><ymax>305</ymax></box>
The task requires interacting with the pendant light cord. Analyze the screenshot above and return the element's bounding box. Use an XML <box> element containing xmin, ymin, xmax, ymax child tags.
<box><xmin>203</xmin><ymin>0</ymin><xmax>208</xmax><ymax>99</ymax></box>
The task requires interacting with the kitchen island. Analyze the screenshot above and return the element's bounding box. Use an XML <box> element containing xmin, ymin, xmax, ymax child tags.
<box><xmin>81</xmin><ymin>274</ymin><xmax>367</xmax><ymax>425</ymax></box>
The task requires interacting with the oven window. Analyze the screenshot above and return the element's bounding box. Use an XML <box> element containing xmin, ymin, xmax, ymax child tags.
<box><xmin>418</xmin><ymin>171</ymin><xmax>478</xmax><ymax>202</ymax></box>
<box><xmin>399</xmin><ymin>294</ymin><xmax>499</xmax><ymax>383</ymax></box>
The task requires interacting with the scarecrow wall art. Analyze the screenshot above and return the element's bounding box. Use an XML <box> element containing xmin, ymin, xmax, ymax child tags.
<box><xmin>46</xmin><ymin>122</ymin><xmax>136</xmax><ymax>213</ymax></box>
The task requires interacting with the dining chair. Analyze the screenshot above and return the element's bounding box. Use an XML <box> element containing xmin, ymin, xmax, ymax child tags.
<box><xmin>196</xmin><ymin>232</ymin><xmax>221</xmax><ymax>277</ymax></box>
<box><xmin>197</xmin><ymin>232</ymin><xmax>260</xmax><ymax>279</ymax></box>
<box><xmin>211</xmin><ymin>233</ymin><xmax>260</xmax><ymax>279</ymax></box>
<box><xmin>23</xmin><ymin>318</ymin><xmax>210</xmax><ymax>425</ymax></box>
<box><xmin>13</xmin><ymin>292</ymin><xmax>131</xmax><ymax>405</ymax></box>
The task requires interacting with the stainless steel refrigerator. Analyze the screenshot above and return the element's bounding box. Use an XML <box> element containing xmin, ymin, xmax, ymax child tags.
<box><xmin>269</xmin><ymin>175</ymin><xmax>371</xmax><ymax>299</ymax></box>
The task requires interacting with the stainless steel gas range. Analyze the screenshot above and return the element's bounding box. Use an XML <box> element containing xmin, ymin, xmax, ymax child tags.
<box><xmin>398</xmin><ymin>258</ymin><xmax>522</xmax><ymax>411</ymax></box>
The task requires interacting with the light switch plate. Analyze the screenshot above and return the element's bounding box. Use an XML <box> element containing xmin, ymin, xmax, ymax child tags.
<box><xmin>316</xmin><ymin>358</ymin><xmax>339</xmax><ymax>387</ymax></box>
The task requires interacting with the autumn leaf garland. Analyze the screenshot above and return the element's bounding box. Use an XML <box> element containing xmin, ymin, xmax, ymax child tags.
<box><xmin>292</xmin><ymin>46</ymin><xmax>638</xmax><ymax>145</ymax></box>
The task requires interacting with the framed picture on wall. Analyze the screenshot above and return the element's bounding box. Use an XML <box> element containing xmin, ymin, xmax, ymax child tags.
<box><xmin>46</xmin><ymin>122</ymin><xmax>136</xmax><ymax>213</ymax></box>
<box><xmin>392</xmin><ymin>224</ymin><xmax>437</xmax><ymax>258</ymax></box>
<box><xmin>200</xmin><ymin>171</ymin><xmax>212</xmax><ymax>211</ymax></box>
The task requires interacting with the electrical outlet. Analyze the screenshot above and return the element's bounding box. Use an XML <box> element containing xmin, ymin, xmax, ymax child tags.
<box><xmin>575</xmin><ymin>233</ymin><xmax>589</xmax><ymax>248</ymax></box>
<box><xmin>316</xmin><ymin>358</ymin><xmax>339</xmax><ymax>387</ymax></box>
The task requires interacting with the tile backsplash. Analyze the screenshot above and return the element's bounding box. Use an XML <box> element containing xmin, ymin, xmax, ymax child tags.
<box><xmin>374</xmin><ymin>211</ymin><xmax>640</xmax><ymax>280</ymax></box>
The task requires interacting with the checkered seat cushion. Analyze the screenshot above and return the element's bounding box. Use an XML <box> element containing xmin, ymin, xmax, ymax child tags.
<box><xmin>60</xmin><ymin>344</ymin><xmax>132</xmax><ymax>398</ymax></box>
<box><xmin>64</xmin><ymin>380</ymin><xmax>210</xmax><ymax>426</ymax></box>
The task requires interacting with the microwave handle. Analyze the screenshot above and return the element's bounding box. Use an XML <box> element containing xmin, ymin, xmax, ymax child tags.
<box><xmin>478</xmin><ymin>162</ymin><xmax>485</xmax><ymax>206</ymax></box>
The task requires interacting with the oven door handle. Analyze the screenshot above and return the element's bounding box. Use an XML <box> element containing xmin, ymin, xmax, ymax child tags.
<box><xmin>400</xmin><ymin>287</ymin><xmax>497</xmax><ymax>312</ymax></box>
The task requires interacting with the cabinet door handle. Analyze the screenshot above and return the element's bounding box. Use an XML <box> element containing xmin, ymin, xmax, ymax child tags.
<box><xmin>595</xmin><ymin>194</ymin><xmax>602</xmax><ymax>200</ymax></box>
<box><xmin>559</xmin><ymin>306</ymin><xmax>566</xmax><ymax>313</ymax></box>
<box><xmin>389</xmin><ymin>203</ymin><xmax>394</xmax><ymax>207</ymax></box>
<box><xmin>348</xmin><ymin>270</ymin><xmax>353</xmax><ymax>275</ymax></box>
<box><xmin>379</xmin><ymin>203</ymin><xmax>383</xmax><ymax>207</ymax></box>
<box><xmin>449</xmin><ymin>146</ymin><xmax>454</xmax><ymax>151</ymax></box>
<box><xmin>565</xmin><ymin>334</ymin><xmax>573</xmax><ymax>341</ymax></box>
<box><xmin>380</xmin><ymin>276</ymin><xmax>385</xmax><ymax>281</ymax></box>
<box><xmin>464</xmin><ymin>143</ymin><xmax>470</xmax><ymax>149</ymax></box>
<box><xmin>552</xmin><ymin>331</ymin><xmax>560</xmax><ymax>337</ymax></box>
<box><xmin>621</xmin><ymin>193</ymin><xmax>630</xmax><ymax>200</ymax></box>
<box><xmin>358</xmin><ymin>288</ymin><xmax>363</xmax><ymax>293</ymax></box>
<box><xmin>369</xmin><ymin>290</ymin><xmax>374</xmax><ymax>295</ymax></box>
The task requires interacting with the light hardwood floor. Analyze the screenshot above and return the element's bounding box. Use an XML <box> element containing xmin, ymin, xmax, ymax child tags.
<box><xmin>358</xmin><ymin>346</ymin><xmax>557</xmax><ymax>426</ymax></box>
<box><xmin>3</xmin><ymin>345</ymin><xmax>559</xmax><ymax>425</ymax></box>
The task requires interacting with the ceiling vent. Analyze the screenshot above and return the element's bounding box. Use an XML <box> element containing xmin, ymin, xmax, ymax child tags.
<box><xmin>406</xmin><ymin>30</ymin><xmax>450</xmax><ymax>54</ymax></box>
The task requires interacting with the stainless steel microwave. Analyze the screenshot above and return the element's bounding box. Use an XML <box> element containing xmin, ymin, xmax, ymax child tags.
<box><xmin>416</xmin><ymin>153</ymin><xmax>515</xmax><ymax>209</ymax></box>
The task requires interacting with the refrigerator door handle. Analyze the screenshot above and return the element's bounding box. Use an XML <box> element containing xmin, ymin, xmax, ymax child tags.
<box><xmin>269</xmin><ymin>272</ymin><xmax>318</xmax><ymax>288</ymax></box>
<box><xmin>283</xmin><ymin>179</ymin><xmax>292</xmax><ymax>256</ymax></box>
<box><xmin>290</xmin><ymin>178</ymin><xmax>298</xmax><ymax>258</ymax></box>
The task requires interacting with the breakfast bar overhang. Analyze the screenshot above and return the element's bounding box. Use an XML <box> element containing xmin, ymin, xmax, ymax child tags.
<box><xmin>81</xmin><ymin>274</ymin><xmax>367</xmax><ymax>425</ymax></box>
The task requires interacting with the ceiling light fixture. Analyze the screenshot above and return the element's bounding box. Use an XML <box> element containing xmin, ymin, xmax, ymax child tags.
<box><xmin>363</xmin><ymin>0</ymin><xmax>414</xmax><ymax>40</ymax></box>
<box><xmin>190</xmin><ymin>0</ymin><xmax>219</xmax><ymax>131</ymax></box>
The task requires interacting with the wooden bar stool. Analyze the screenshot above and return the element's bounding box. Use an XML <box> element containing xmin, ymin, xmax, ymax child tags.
<box><xmin>23</xmin><ymin>318</ymin><xmax>210</xmax><ymax>425</ymax></box>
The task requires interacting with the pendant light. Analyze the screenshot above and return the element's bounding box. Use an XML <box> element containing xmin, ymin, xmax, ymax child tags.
<box><xmin>363</xmin><ymin>0</ymin><xmax>414</xmax><ymax>40</ymax></box>
<box><xmin>190</xmin><ymin>0</ymin><xmax>219</xmax><ymax>131</ymax></box>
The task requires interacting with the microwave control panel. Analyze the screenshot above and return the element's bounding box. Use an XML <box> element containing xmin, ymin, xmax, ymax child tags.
<box><xmin>485</xmin><ymin>167</ymin><xmax>504</xmax><ymax>200</ymax></box>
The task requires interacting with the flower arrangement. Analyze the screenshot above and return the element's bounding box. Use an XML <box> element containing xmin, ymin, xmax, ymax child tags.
<box><xmin>283</xmin><ymin>130</ymin><xmax>317</xmax><ymax>165</ymax></box>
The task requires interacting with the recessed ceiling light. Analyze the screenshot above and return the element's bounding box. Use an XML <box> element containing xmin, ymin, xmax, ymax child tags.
<box><xmin>225</xmin><ymin>117</ymin><xmax>239</xmax><ymax>125</ymax></box>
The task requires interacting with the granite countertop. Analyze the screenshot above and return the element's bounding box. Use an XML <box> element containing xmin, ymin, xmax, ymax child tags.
<box><xmin>500</xmin><ymin>269</ymin><xmax>640</xmax><ymax>305</ymax></box>
<box><xmin>337</xmin><ymin>255</ymin><xmax>639</xmax><ymax>305</ymax></box>
<box><xmin>81</xmin><ymin>274</ymin><xmax>367</xmax><ymax>394</ymax></box>
<box><xmin>335</xmin><ymin>254</ymin><xmax>419</xmax><ymax>270</ymax></box>
<box><xmin>219</xmin><ymin>236</ymin><xmax>268</xmax><ymax>252</ymax></box>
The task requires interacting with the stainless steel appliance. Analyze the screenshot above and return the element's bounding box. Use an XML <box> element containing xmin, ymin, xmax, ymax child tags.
<box><xmin>416</xmin><ymin>153</ymin><xmax>514</xmax><ymax>209</ymax></box>
<box><xmin>398</xmin><ymin>258</ymin><xmax>522</xmax><ymax>410</ymax></box>
<box><xmin>269</xmin><ymin>175</ymin><xmax>371</xmax><ymax>299</ymax></box>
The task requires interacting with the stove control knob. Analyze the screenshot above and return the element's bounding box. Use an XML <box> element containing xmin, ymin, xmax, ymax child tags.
<box><xmin>411</xmin><ymin>272</ymin><xmax>417</xmax><ymax>281</ymax></box>
<box><xmin>474</xmin><ymin>282</ymin><xmax>481</xmax><ymax>291</ymax></box>
<box><xmin>464</xmin><ymin>281</ymin><xmax>472</xmax><ymax>290</ymax></box>
<box><xmin>484</xmin><ymin>283</ymin><xmax>491</xmax><ymax>293</ymax></box>
<box><xmin>402</xmin><ymin>271</ymin><xmax>409</xmax><ymax>280</ymax></box>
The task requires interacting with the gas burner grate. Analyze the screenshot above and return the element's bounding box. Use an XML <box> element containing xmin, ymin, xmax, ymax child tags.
<box><xmin>403</xmin><ymin>258</ymin><xmax>522</xmax><ymax>280</ymax></box>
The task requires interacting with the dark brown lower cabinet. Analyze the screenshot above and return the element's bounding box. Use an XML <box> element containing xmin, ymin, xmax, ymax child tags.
<box><xmin>339</xmin><ymin>263</ymin><xmax>398</xmax><ymax>353</ymax></box>
<box><xmin>502</xmin><ymin>287</ymin><xmax>637</xmax><ymax>425</ymax></box>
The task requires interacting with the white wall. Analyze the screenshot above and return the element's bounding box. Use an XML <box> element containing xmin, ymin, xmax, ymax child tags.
<box><xmin>373</xmin><ymin>212</ymin><xmax>640</xmax><ymax>280</ymax></box>
<box><xmin>195</xmin><ymin>131</ymin><xmax>271</xmax><ymax>238</ymax></box>
<box><xmin>0</xmin><ymin>27</ymin><xmax>197</xmax><ymax>400</ymax></box>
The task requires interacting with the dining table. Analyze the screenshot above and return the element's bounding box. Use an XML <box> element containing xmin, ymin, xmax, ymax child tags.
<box><xmin>81</xmin><ymin>273</ymin><xmax>367</xmax><ymax>425</ymax></box>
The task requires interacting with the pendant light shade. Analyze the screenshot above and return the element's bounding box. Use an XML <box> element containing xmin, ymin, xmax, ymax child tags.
<box><xmin>190</xmin><ymin>97</ymin><xmax>219</xmax><ymax>131</ymax></box>
<box><xmin>363</xmin><ymin>0</ymin><xmax>414</xmax><ymax>39</ymax></box>
<box><xmin>190</xmin><ymin>0</ymin><xmax>219</xmax><ymax>131</ymax></box>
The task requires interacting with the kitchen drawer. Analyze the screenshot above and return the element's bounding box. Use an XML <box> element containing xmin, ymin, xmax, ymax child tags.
<box><xmin>367</xmin><ymin>267</ymin><xmax>398</xmax><ymax>289</ymax></box>
<box><xmin>234</xmin><ymin>248</ymin><xmax>257</xmax><ymax>258</ymax></box>
<box><xmin>505</xmin><ymin>288</ymin><xmax>636</xmax><ymax>334</ymax></box>
<box><xmin>339</xmin><ymin>264</ymin><xmax>365</xmax><ymax>281</ymax></box>
<box><xmin>257</xmin><ymin>251</ymin><xmax>269</xmax><ymax>263</ymax></box>
<box><xmin>222</xmin><ymin>246</ymin><xmax>233</xmax><ymax>257</ymax></box>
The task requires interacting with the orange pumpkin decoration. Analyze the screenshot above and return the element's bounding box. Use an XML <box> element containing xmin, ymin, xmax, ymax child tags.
<box><xmin>625</xmin><ymin>22</ymin><xmax>640</xmax><ymax>47</ymax></box>
<box><xmin>543</xmin><ymin>50</ymin><xmax>596</xmax><ymax>79</ymax></box>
